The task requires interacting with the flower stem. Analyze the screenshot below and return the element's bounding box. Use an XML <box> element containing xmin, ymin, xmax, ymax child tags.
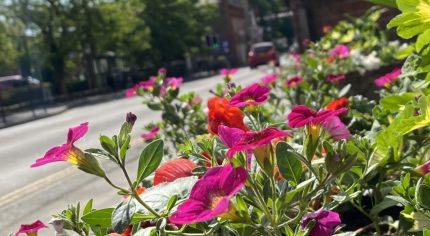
<box><xmin>247</xmin><ymin>177</ymin><xmax>277</xmax><ymax>227</ymax></box>
<box><xmin>103</xmin><ymin>176</ymin><xmax>129</xmax><ymax>193</ymax></box>
<box><xmin>119</xmin><ymin>164</ymin><xmax>161</xmax><ymax>217</ymax></box>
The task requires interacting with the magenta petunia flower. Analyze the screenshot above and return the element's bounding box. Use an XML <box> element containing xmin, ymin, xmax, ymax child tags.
<box><xmin>321</xmin><ymin>116</ymin><xmax>351</xmax><ymax>141</ymax></box>
<box><xmin>141</xmin><ymin>126</ymin><xmax>160</xmax><ymax>140</ymax></box>
<box><xmin>288</xmin><ymin>105</ymin><xmax>346</xmax><ymax>128</ymax></box>
<box><xmin>261</xmin><ymin>73</ymin><xmax>278</xmax><ymax>86</ymax></box>
<box><xmin>169</xmin><ymin>163</ymin><xmax>247</xmax><ymax>224</ymax></box>
<box><xmin>330</xmin><ymin>44</ymin><xmax>349</xmax><ymax>58</ymax></box>
<box><xmin>125</xmin><ymin>77</ymin><xmax>157</xmax><ymax>97</ymax></box>
<box><xmin>416</xmin><ymin>160</ymin><xmax>430</xmax><ymax>175</ymax></box>
<box><xmin>218</xmin><ymin>125</ymin><xmax>290</xmax><ymax>158</ymax></box>
<box><xmin>327</xmin><ymin>74</ymin><xmax>346</xmax><ymax>83</ymax></box>
<box><xmin>220</xmin><ymin>68</ymin><xmax>238</xmax><ymax>77</ymax></box>
<box><xmin>301</xmin><ymin>209</ymin><xmax>341</xmax><ymax>236</ymax></box>
<box><xmin>288</xmin><ymin>105</ymin><xmax>349</xmax><ymax>141</ymax></box>
<box><xmin>31</xmin><ymin>123</ymin><xmax>89</xmax><ymax>167</ymax></box>
<box><xmin>166</xmin><ymin>77</ymin><xmax>183</xmax><ymax>89</ymax></box>
<box><xmin>16</xmin><ymin>220</ymin><xmax>48</xmax><ymax>236</ymax></box>
<box><xmin>285</xmin><ymin>76</ymin><xmax>304</xmax><ymax>87</ymax></box>
<box><xmin>229</xmin><ymin>83</ymin><xmax>270</xmax><ymax>107</ymax></box>
<box><xmin>374</xmin><ymin>68</ymin><xmax>401</xmax><ymax>88</ymax></box>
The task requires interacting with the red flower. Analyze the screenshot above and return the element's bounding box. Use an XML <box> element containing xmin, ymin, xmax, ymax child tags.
<box><xmin>207</xmin><ymin>97</ymin><xmax>249</xmax><ymax>134</ymax></box>
<box><xmin>326</xmin><ymin>97</ymin><xmax>349</xmax><ymax>117</ymax></box>
<box><xmin>109</xmin><ymin>225</ymin><xmax>132</xmax><ymax>236</ymax></box>
<box><xmin>153</xmin><ymin>159</ymin><xmax>197</xmax><ymax>185</ymax></box>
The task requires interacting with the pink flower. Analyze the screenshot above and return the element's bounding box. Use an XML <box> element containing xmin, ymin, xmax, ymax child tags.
<box><xmin>285</xmin><ymin>76</ymin><xmax>304</xmax><ymax>87</ymax></box>
<box><xmin>141</xmin><ymin>126</ymin><xmax>160</xmax><ymax>140</ymax></box>
<box><xmin>218</xmin><ymin>125</ymin><xmax>290</xmax><ymax>158</ymax></box>
<box><xmin>327</xmin><ymin>74</ymin><xmax>346</xmax><ymax>83</ymax></box>
<box><xmin>220</xmin><ymin>68</ymin><xmax>238</xmax><ymax>77</ymax></box>
<box><xmin>125</xmin><ymin>84</ymin><xmax>139</xmax><ymax>97</ymax></box>
<box><xmin>140</xmin><ymin>77</ymin><xmax>157</xmax><ymax>90</ymax></box>
<box><xmin>289</xmin><ymin>53</ymin><xmax>301</xmax><ymax>68</ymax></box>
<box><xmin>374</xmin><ymin>68</ymin><xmax>401</xmax><ymax>88</ymax></box>
<box><xmin>158</xmin><ymin>67</ymin><xmax>167</xmax><ymax>75</ymax></box>
<box><xmin>166</xmin><ymin>77</ymin><xmax>183</xmax><ymax>89</ymax></box>
<box><xmin>288</xmin><ymin>105</ymin><xmax>349</xmax><ymax>141</ymax></box>
<box><xmin>321</xmin><ymin>116</ymin><xmax>351</xmax><ymax>141</ymax></box>
<box><xmin>261</xmin><ymin>73</ymin><xmax>278</xmax><ymax>86</ymax></box>
<box><xmin>30</xmin><ymin>123</ymin><xmax>105</xmax><ymax>176</ymax></box>
<box><xmin>330</xmin><ymin>44</ymin><xmax>349</xmax><ymax>58</ymax></box>
<box><xmin>125</xmin><ymin>77</ymin><xmax>157</xmax><ymax>97</ymax></box>
<box><xmin>191</xmin><ymin>96</ymin><xmax>202</xmax><ymax>106</ymax></box>
<box><xmin>301</xmin><ymin>210</ymin><xmax>341</xmax><ymax>236</ymax></box>
<box><xmin>16</xmin><ymin>220</ymin><xmax>48</xmax><ymax>236</ymax></box>
<box><xmin>416</xmin><ymin>161</ymin><xmax>430</xmax><ymax>175</ymax></box>
<box><xmin>169</xmin><ymin>163</ymin><xmax>247</xmax><ymax>224</ymax></box>
<box><xmin>31</xmin><ymin>123</ymin><xmax>88</xmax><ymax>167</ymax></box>
<box><xmin>229</xmin><ymin>83</ymin><xmax>270</xmax><ymax>107</ymax></box>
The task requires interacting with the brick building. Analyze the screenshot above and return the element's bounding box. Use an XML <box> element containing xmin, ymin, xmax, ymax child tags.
<box><xmin>288</xmin><ymin>0</ymin><xmax>399</xmax><ymax>51</ymax></box>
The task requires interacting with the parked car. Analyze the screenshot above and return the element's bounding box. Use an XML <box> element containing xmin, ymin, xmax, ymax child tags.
<box><xmin>248</xmin><ymin>42</ymin><xmax>279</xmax><ymax>69</ymax></box>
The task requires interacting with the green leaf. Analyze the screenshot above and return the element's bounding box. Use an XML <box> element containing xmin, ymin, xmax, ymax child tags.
<box><xmin>136</xmin><ymin>139</ymin><xmax>164</xmax><ymax>183</ymax></box>
<box><xmin>380</xmin><ymin>93</ymin><xmax>416</xmax><ymax>112</ymax></box>
<box><xmin>82</xmin><ymin>208</ymin><xmax>114</xmax><ymax>228</ymax></box>
<box><xmin>417</xmin><ymin>29</ymin><xmax>430</xmax><ymax>52</ymax></box>
<box><xmin>418</xmin><ymin>183</ymin><xmax>430</xmax><ymax>210</ymax></box>
<box><xmin>166</xmin><ymin>194</ymin><xmax>178</xmax><ymax>212</ymax></box>
<box><xmin>100</xmin><ymin>135</ymin><xmax>117</xmax><ymax>157</ymax></box>
<box><xmin>276</xmin><ymin>142</ymin><xmax>302</xmax><ymax>186</ymax></box>
<box><xmin>119</xmin><ymin>122</ymin><xmax>129</xmax><ymax>148</ymax></box>
<box><xmin>120</xmin><ymin>135</ymin><xmax>131</xmax><ymax>161</ymax></box>
<box><xmin>338</xmin><ymin>84</ymin><xmax>351</xmax><ymax>97</ymax></box>
<box><xmin>370</xmin><ymin>198</ymin><xmax>399</xmax><ymax>216</ymax></box>
<box><xmin>83</xmin><ymin>199</ymin><xmax>93</xmax><ymax>215</ymax></box>
<box><xmin>112</xmin><ymin>199</ymin><xmax>137</xmax><ymax>233</ymax></box>
<box><xmin>134</xmin><ymin>176</ymin><xmax>198</xmax><ymax>214</ymax></box>
<box><xmin>402</xmin><ymin>210</ymin><xmax>430</xmax><ymax>231</ymax></box>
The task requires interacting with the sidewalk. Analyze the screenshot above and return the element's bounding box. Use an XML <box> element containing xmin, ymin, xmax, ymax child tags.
<box><xmin>0</xmin><ymin>91</ymin><xmax>126</xmax><ymax>129</ymax></box>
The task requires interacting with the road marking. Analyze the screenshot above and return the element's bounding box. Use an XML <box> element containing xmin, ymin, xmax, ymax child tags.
<box><xmin>0</xmin><ymin>136</ymin><xmax>144</xmax><ymax>209</ymax></box>
<box><xmin>0</xmin><ymin>167</ymin><xmax>79</xmax><ymax>209</ymax></box>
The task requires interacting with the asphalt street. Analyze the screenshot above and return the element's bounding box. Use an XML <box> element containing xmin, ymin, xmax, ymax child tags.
<box><xmin>0</xmin><ymin>67</ymin><xmax>266</xmax><ymax>235</ymax></box>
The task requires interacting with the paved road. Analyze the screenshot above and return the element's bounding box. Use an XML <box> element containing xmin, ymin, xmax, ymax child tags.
<box><xmin>0</xmin><ymin>67</ymin><xmax>266</xmax><ymax>235</ymax></box>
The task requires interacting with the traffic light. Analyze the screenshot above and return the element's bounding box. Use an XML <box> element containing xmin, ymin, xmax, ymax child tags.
<box><xmin>205</xmin><ymin>33</ymin><xmax>220</xmax><ymax>50</ymax></box>
<box><xmin>212</xmin><ymin>35</ymin><xmax>219</xmax><ymax>49</ymax></box>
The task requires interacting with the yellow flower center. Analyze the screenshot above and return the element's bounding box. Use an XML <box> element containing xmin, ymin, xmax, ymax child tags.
<box><xmin>307</xmin><ymin>124</ymin><xmax>321</xmax><ymax>144</ymax></box>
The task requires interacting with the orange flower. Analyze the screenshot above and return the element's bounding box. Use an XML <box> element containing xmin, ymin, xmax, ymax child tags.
<box><xmin>326</xmin><ymin>55</ymin><xmax>335</xmax><ymax>63</ymax></box>
<box><xmin>326</xmin><ymin>97</ymin><xmax>349</xmax><ymax>111</ymax></box>
<box><xmin>326</xmin><ymin>97</ymin><xmax>349</xmax><ymax>117</ymax></box>
<box><xmin>323</xmin><ymin>25</ymin><xmax>332</xmax><ymax>34</ymax></box>
<box><xmin>109</xmin><ymin>225</ymin><xmax>132</xmax><ymax>236</ymax></box>
<box><xmin>207</xmin><ymin>97</ymin><xmax>249</xmax><ymax>134</ymax></box>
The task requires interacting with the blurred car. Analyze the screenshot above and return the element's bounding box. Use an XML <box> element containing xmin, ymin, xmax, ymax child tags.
<box><xmin>248</xmin><ymin>42</ymin><xmax>279</xmax><ymax>69</ymax></box>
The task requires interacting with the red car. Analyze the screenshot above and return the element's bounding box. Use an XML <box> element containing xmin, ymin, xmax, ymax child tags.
<box><xmin>248</xmin><ymin>42</ymin><xmax>279</xmax><ymax>68</ymax></box>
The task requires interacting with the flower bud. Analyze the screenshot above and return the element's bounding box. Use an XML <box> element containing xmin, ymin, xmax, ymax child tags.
<box><xmin>416</xmin><ymin>161</ymin><xmax>430</xmax><ymax>175</ymax></box>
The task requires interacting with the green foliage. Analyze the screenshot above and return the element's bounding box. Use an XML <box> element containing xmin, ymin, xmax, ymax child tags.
<box><xmin>137</xmin><ymin>140</ymin><xmax>164</xmax><ymax>183</ymax></box>
<box><xmin>276</xmin><ymin>142</ymin><xmax>302</xmax><ymax>186</ymax></box>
